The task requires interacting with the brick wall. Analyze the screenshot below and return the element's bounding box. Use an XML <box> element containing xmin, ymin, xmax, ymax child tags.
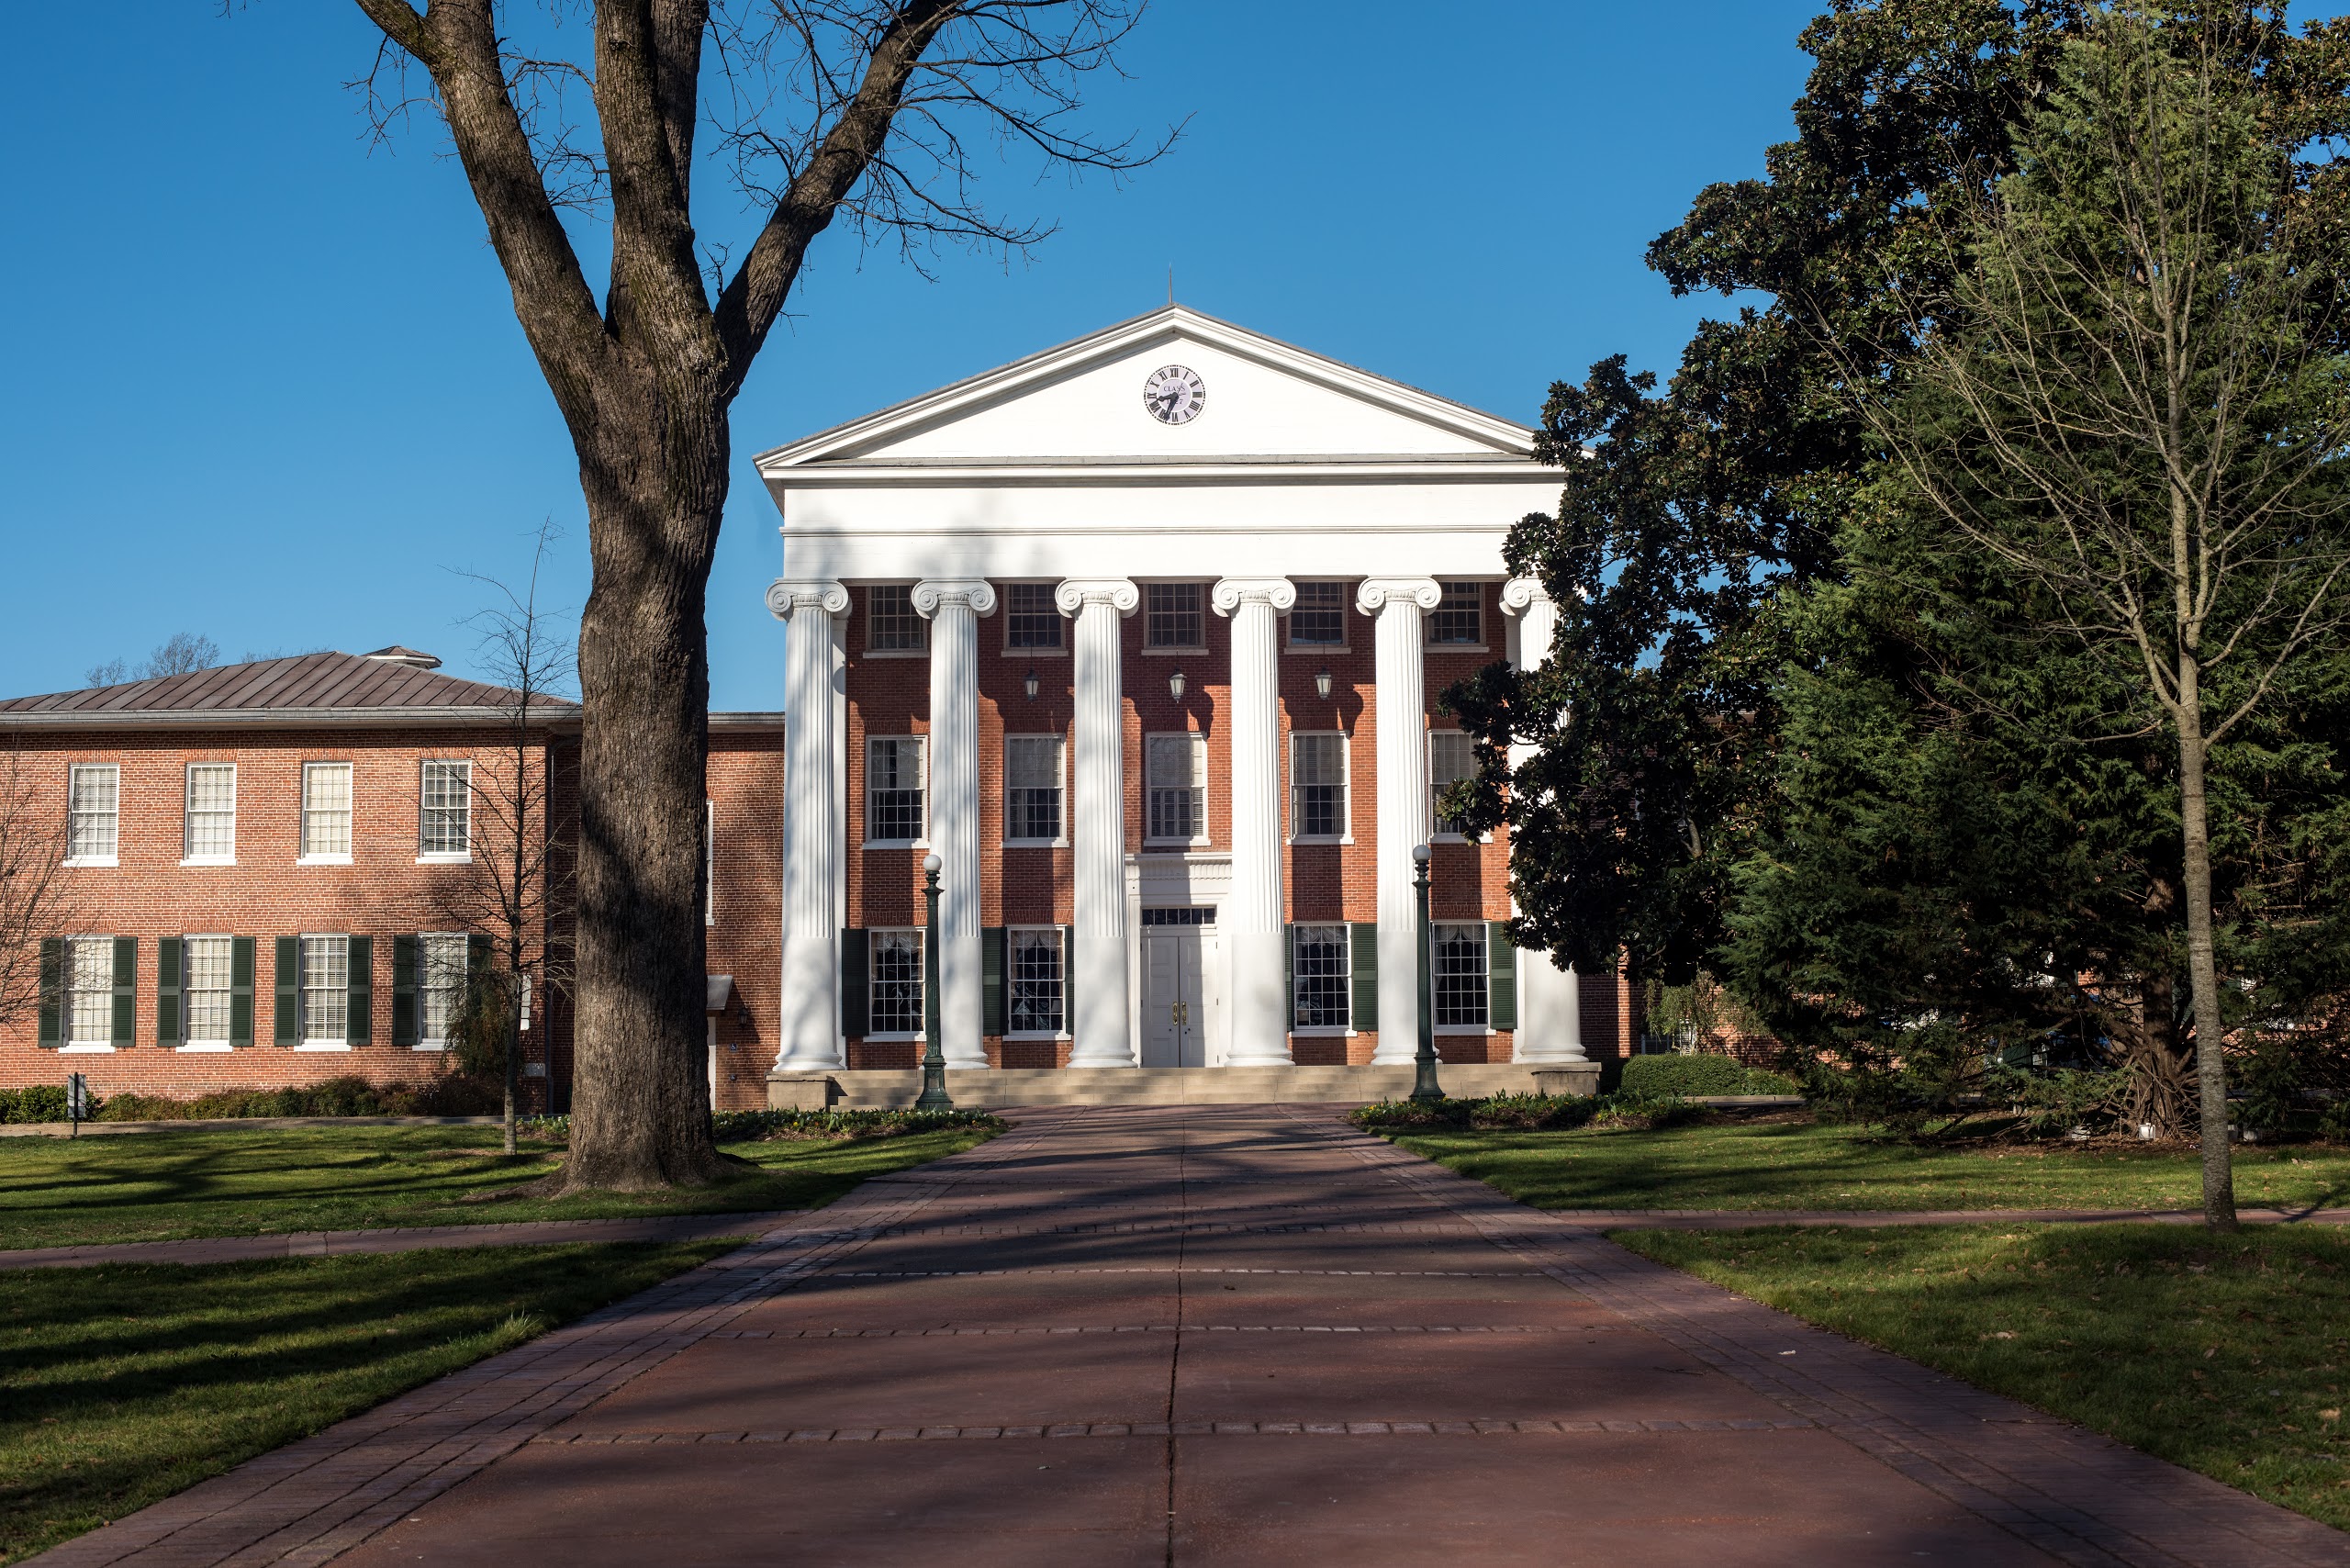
<box><xmin>708</xmin><ymin>727</ymin><xmax>784</xmax><ymax>1110</ymax></box>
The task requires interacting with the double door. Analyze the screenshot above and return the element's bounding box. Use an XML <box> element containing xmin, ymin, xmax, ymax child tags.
<box><xmin>1141</xmin><ymin>927</ymin><xmax>1211</xmax><ymax>1068</ymax></box>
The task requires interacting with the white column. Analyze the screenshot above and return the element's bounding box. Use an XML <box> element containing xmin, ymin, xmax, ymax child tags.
<box><xmin>1214</xmin><ymin>577</ymin><xmax>1296</xmax><ymax>1066</ymax></box>
<box><xmin>1501</xmin><ymin>577</ymin><xmax>1586</xmax><ymax>1063</ymax></box>
<box><xmin>913</xmin><ymin>579</ymin><xmax>995</xmax><ymax>1069</ymax></box>
<box><xmin>1058</xmin><ymin>579</ymin><xmax>1140</xmax><ymax>1067</ymax></box>
<box><xmin>1357</xmin><ymin>577</ymin><xmax>1441</xmax><ymax>1065</ymax></box>
<box><xmin>765</xmin><ymin>578</ymin><xmax>850</xmax><ymax>1070</ymax></box>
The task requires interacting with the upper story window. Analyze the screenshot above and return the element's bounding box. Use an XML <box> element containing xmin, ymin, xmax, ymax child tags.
<box><xmin>869</xmin><ymin>929</ymin><xmax>923</xmax><ymax>1034</ymax></box>
<box><xmin>1145</xmin><ymin>583</ymin><xmax>1205</xmax><ymax>650</ymax></box>
<box><xmin>183</xmin><ymin>763</ymin><xmax>237</xmax><ymax>863</ymax></box>
<box><xmin>1288</xmin><ymin>582</ymin><xmax>1348</xmax><ymax>647</ymax></box>
<box><xmin>301</xmin><ymin>763</ymin><xmax>352</xmax><ymax>861</ymax></box>
<box><xmin>1432</xmin><ymin>924</ymin><xmax>1490</xmax><ymax>1030</ymax></box>
<box><xmin>1004</xmin><ymin>583</ymin><xmax>1063</xmax><ymax>650</ymax></box>
<box><xmin>420</xmin><ymin>761</ymin><xmax>472</xmax><ymax>858</ymax></box>
<box><xmin>1003</xmin><ymin>734</ymin><xmax>1064</xmax><ymax>843</ymax></box>
<box><xmin>66</xmin><ymin>765</ymin><xmax>118</xmax><ymax>863</ymax></box>
<box><xmin>1428</xmin><ymin>581</ymin><xmax>1483</xmax><ymax>646</ymax></box>
<box><xmin>1146</xmin><ymin>732</ymin><xmax>1207</xmax><ymax>843</ymax></box>
<box><xmin>866</xmin><ymin>736</ymin><xmax>926</xmax><ymax>842</ymax></box>
<box><xmin>1429</xmin><ymin>731</ymin><xmax>1476</xmax><ymax>837</ymax></box>
<box><xmin>1290</xmin><ymin>733</ymin><xmax>1348</xmax><ymax>839</ymax></box>
<box><xmin>867</xmin><ymin>585</ymin><xmax>927</xmax><ymax>652</ymax></box>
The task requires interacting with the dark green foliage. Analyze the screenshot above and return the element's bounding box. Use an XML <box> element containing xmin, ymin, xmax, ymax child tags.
<box><xmin>0</xmin><ymin>1085</ymin><xmax>95</xmax><ymax>1124</ymax></box>
<box><xmin>1619</xmin><ymin>1054</ymin><xmax>1796</xmax><ymax>1098</ymax></box>
<box><xmin>1349</xmin><ymin>1092</ymin><xmax>1713</xmax><ymax>1135</ymax></box>
<box><xmin>90</xmin><ymin>1076</ymin><xmax>504</xmax><ymax>1123</ymax></box>
<box><xmin>709</xmin><ymin>1107</ymin><xmax>1005</xmax><ymax>1143</ymax></box>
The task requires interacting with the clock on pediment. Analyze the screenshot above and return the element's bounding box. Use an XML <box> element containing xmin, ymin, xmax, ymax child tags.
<box><xmin>1143</xmin><ymin>364</ymin><xmax>1205</xmax><ymax>425</ymax></box>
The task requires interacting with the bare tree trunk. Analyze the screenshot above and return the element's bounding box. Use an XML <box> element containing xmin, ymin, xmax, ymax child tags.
<box><xmin>2173</xmin><ymin>658</ymin><xmax>2239</xmax><ymax>1227</ymax></box>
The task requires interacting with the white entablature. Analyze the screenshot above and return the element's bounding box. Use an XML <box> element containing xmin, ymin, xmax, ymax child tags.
<box><xmin>755</xmin><ymin>305</ymin><xmax>1559</xmax><ymax>583</ymax></box>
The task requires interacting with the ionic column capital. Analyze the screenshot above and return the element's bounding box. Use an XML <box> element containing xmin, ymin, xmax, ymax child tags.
<box><xmin>765</xmin><ymin>579</ymin><xmax>849</xmax><ymax>620</ymax></box>
<box><xmin>1355</xmin><ymin>577</ymin><xmax>1442</xmax><ymax>615</ymax></box>
<box><xmin>1055</xmin><ymin>578</ymin><xmax>1140</xmax><ymax>618</ymax></box>
<box><xmin>1500</xmin><ymin>577</ymin><xmax>1554</xmax><ymax>616</ymax></box>
<box><xmin>1211</xmin><ymin>577</ymin><xmax>1296</xmax><ymax>618</ymax></box>
<box><xmin>912</xmin><ymin>579</ymin><xmax>997</xmax><ymax>619</ymax></box>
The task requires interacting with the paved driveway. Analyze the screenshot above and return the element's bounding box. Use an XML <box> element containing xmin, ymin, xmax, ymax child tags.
<box><xmin>37</xmin><ymin>1106</ymin><xmax>2348</xmax><ymax>1566</ymax></box>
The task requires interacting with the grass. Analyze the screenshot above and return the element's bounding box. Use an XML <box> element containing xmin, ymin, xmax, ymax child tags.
<box><xmin>1390</xmin><ymin>1114</ymin><xmax>2350</xmax><ymax>1212</ymax></box>
<box><xmin>0</xmin><ymin>1125</ymin><xmax>998</xmax><ymax>1250</ymax></box>
<box><xmin>1615</xmin><ymin>1223</ymin><xmax>2350</xmax><ymax>1532</ymax></box>
<box><xmin>0</xmin><ymin>1240</ymin><xmax>738</xmax><ymax>1565</ymax></box>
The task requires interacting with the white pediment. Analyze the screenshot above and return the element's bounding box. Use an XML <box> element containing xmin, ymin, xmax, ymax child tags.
<box><xmin>755</xmin><ymin>306</ymin><xmax>1535</xmax><ymax>470</ymax></box>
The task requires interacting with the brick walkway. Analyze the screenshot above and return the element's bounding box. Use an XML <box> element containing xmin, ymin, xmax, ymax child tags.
<box><xmin>27</xmin><ymin>1106</ymin><xmax>2349</xmax><ymax>1567</ymax></box>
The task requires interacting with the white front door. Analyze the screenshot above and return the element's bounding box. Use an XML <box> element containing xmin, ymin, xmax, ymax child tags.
<box><xmin>1141</xmin><ymin>929</ymin><xmax>1207</xmax><ymax>1068</ymax></box>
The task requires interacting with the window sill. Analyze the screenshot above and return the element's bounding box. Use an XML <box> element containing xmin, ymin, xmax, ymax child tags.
<box><xmin>180</xmin><ymin>857</ymin><xmax>237</xmax><ymax>868</ymax></box>
<box><xmin>413</xmin><ymin>1042</ymin><xmax>450</xmax><ymax>1053</ymax></box>
<box><xmin>296</xmin><ymin>1041</ymin><xmax>353</xmax><ymax>1052</ymax></box>
<box><xmin>1139</xmin><ymin>646</ymin><xmax>1207</xmax><ymax>656</ymax></box>
<box><xmin>1289</xmin><ymin>1025</ymin><xmax>1353</xmax><ymax>1037</ymax></box>
<box><xmin>1285</xmin><ymin>644</ymin><xmax>1348</xmax><ymax>655</ymax></box>
<box><xmin>60</xmin><ymin>1043</ymin><xmax>117</xmax><ymax>1053</ymax></box>
<box><xmin>862</xmin><ymin>839</ymin><xmax>930</xmax><ymax>852</ymax></box>
<box><xmin>1004</xmin><ymin>646</ymin><xmax>1068</xmax><ymax>658</ymax></box>
<box><xmin>1434</xmin><ymin>1025</ymin><xmax>1497</xmax><ymax>1036</ymax></box>
<box><xmin>1002</xmin><ymin>838</ymin><xmax>1069</xmax><ymax>850</ymax></box>
<box><xmin>1289</xmin><ymin>834</ymin><xmax>1353</xmax><ymax>846</ymax></box>
<box><xmin>1004</xmin><ymin>1031</ymin><xmax>1070</xmax><ymax>1042</ymax></box>
<box><xmin>62</xmin><ymin>856</ymin><xmax>118</xmax><ymax>868</ymax></box>
<box><xmin>416</xmin><ymin>852</ymin><xmax>473</xmax><ymax>865</ymax></box>
<box><xmin>863</xmin><ymin>1031</ymin><xmax>923</xmax><ymax>1043</ymax></box>
<box><xmin>176</xmin><ymin>1043</ymin><xmax>234</xmax><ymax>1053</ymax></box>
<box><xmin>297</xmin><ymin>854</ymin><xmax>352</xmax><ymax>867</ymax></box>
<box><xmin>1425</xmin><ymin>644</ymin><xmax>1490</xmax><ymax>655</ymax></box>
<box><xmin>1142</xmin><ymin>839</ymin><xmax>1212</xmax><ymax>851</ymax></box>
<box><xmin>861</xmin><ymin>648</ymin><xmax>930</xmax><ymax>659</ymax></box>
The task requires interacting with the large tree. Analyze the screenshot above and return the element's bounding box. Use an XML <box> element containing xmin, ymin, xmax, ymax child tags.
<box><xmin>345</xmin><ymin>1</ymin><xmax>1166</xmax><ymax>1189</ymax></box>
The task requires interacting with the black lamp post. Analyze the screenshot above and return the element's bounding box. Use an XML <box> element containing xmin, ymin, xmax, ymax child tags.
<box><xmin>916</xmin><ymin>851</ymin><xmax>954</xmax><ymax>1110</ymax></box>
<box><xmin>1409</xmin><ymin>842</ymin><xmax>1444</xmax><ymax>1103</ymax></box>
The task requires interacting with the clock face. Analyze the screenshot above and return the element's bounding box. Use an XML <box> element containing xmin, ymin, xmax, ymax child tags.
<box><xmin>1143</xmin><ymin>364</ymin><xmax>1206</xmax><ymax>424</ymax></box>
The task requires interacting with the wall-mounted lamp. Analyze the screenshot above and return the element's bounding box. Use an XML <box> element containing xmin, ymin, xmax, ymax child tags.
<box><xmin>1315</xmin><ymin>666</ymin><xmax>1333</xmax><ymax>700</ymax></box>
<box><xmin>1023</xmin><ymin>667</ymin><xmax>1039</xmax><ymax>701</ymax></box>
<box><xmin>1169</xmin><ymin>668</ymin><xmax>1186</xmax><ymax>700</ymax></box>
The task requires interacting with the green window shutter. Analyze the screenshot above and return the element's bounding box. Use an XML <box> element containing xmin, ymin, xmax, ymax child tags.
<box><xmin>839</xmin><ymin>928</ymin><xmax>869</xmax><ymax>1036</ymax></box>
<box><xmin>391</xmin><ymin>935</ymin><xmax>419</xmax><ymax>1047</ymax></box>
<box><xmin>274</xmin><ymin>936</ymin><xmax>299</xmax><ymax>1045</ymax></box>
<box><xmin>981</xmin><ymin>927</ymin><xmax>1006</xmax><ymax>1036</ymax></box>
<box><xmin>38</xmin><ymin>938</ymin><xmax>62</xmax><ymax>1047</ymax></box>
<box><xmin>111</xmin><ymin>937</ymin><xmax>137</xmax><ymax>1047</ymax></box>
<box><xmin>1487</xmin><ymin>921</ymin><xmax>1517</xmax><ymax>1031</ymax></box>
<box><xmin>229</xmin><ymin>938</ymin><xmax>254</xmax><ymax>1047</ymax></box>
<box><xmin>347</xmin><ymin>936</ymin><xmax>373</xmax><ymax>1045</ymax></box>
<box><xmin>157</xmin><ymin>937</ymin><xmax>183</xmax><ymax>1047</ymax></box>
<box><xmin>1349</xmin><ymin>923</ymin><xmax>1379</xmax><ymax>1033</ymax></box>
<box><xmin>1282</xmin><ymin>924</ymin><xmax>1294</xmax><ymax>1029</ymax></box>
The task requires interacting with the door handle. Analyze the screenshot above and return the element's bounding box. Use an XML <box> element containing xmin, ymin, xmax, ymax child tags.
<box><xmin>1171</xmin><ymin>1002</ymin><xmax>1188</xmax><ymax>1024</ymax></box>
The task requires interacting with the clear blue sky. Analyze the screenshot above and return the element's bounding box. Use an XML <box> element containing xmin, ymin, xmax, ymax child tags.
<box><xmin>3</xmin><ymin>1</ymin><xmax>1863</xmax><ymax>708</ymax></box>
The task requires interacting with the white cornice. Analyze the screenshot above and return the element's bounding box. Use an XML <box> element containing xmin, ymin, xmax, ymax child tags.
<box><xmin>753</xmin><ymin>306</ymin><xmax>1540</xmax><ymax>473</ymax></box>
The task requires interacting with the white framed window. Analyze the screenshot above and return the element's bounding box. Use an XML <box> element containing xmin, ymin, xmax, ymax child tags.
<box><xmin>1290</xmin><ymin>732</ymin><xmax>1348</xmax><ymax>840</ymax></box>
<box><xmin>66</xmin><ymin>937</ymin><xmax>114</xmax><ymax>1045</ymax></box>
<box><xmin>419</xmin><ymin>933</ymin><xmax>468</xmax><ymax>1048</ymax></box>
<box><xmin>866</xmin><ymin>736</ymin><xmax>926</xmax><ymax>844</ymax></box>
<box><xmin>300</xmin><ymin>762</ymin><xmax>352</xmax><ymax>862</ymax></box>
<box><xmin>869</xmin><ymin>929</ymin><xmax>923</xmax><ymax>1035</ymax></box>
<box><xmin>866</xmin><ymin>585</ymin><xmax>927</xmax><ymax>652</ymax></box>
<box><xmin>420</xmin><ymin>761</ymin><xmax>471</xmax><ymax>859</ymax></box>
<box><xmin>66</xmin><ymin>764</ymin><xmax>118</xmax><ymax>864</ymax></box>
<box><xmin>1288</xmin><ymin>581</ymin><xmax>1348</xmax><ymax>648</ymax></box>
<box><xmin>1291</xmin><ymin>924</ymin><xmax>1350</xmax><ymax>1031</ymax></box>
<box><xmin>299</xmin><ymin>935</ymin><xmax>350</xmax><ymax>1046</ymax></box>
<box><xmin>1145</xmin><ymin>583</ymin><xmax>1205</xmax><ymax>650</ymax></box>
<box><xmin>1429</xmin><ymin>730</ymin><xmax>1477</xmax><ymax>838</ymax></box>
<box><xmin>1433</xmin><ymin>924</ymin><xmax>1489</xmax><ymax>1031</ymax></box>
<box><xmin>1146</xmin><ymin>732</ymin><xmax>1207</xmax><ymax>844</ymax></box>
<box><xmin>1008</xmin><ymin>927</ymin><xmax>1065</xmax><ymax>1036</ymax></box>
<box><xmin>1004</xmin><ymin>583</ymin><xmax>1064</xmax><ymax>651</ymax></box>
<box><xmin>1003</xmin><ymin>735</ymin><xmax>1065</xmax><ymax>844</ymax></box>
<box><xmin>183</xmin><ymin>763</ymin><xmax>236</xmax><ymax>864</ymax></box>
<box><xmin>1428</xmin><ymin>581</ymin><xmax>1483</xmax><ymax>646</ymax></box>
<box><xmin>184</xmin><ymin>935</ymin><xmax>233</xmax><ymax>1046</ymax></box>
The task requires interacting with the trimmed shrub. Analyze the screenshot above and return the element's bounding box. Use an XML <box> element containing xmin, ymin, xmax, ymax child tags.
<box><xmin>711</xmin><ymin>1107</ymin><xmax>1005</xmax><ymax>1143</ymax></box>
<box><xmin>1619</xmin><ymin>1054</ymin><xmax>1796</xmax><ymax>1099</ymax></box>
<box><xmin>88</xmin><ymin>1076</ymin><xmax>505</xmax><ymax>1123</ymax></box>
<box><xmin>1349</xmin><ymin>1092</ymin><xmax>1710</xmax><ymax>1135</ymax></box>
<box><xmin>0</xmin><ymin>1084</ymin><xmax>94</xmax><ymax>1124</ymax></box>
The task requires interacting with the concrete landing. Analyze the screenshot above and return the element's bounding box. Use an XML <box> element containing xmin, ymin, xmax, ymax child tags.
<box><xmin>767</xmin><ymin>1062</ymin><xmax>1597</xmax><ymax>1109</ymax></box>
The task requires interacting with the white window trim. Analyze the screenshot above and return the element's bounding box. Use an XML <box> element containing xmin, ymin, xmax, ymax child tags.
<box><xmin>299</xmin><ymin>761</ymin><xmax>354</xmax><ymax>865</ymax></box>
<box><xmin>1288</xmin><ymin>923</ymin><xmax>1352</xmax><ymax>1036</ymax></box>
<box><xmin>1427</xmin><ymin>731</ymin><xmax>1489</xmax><ymax>845</ymax></box>
<box><xmin>1002</xmin><ymin>734</ymin><xmax>1069</xmax><ymax>848</ymax></box>
<box><xmin>1425</xmin><ymin>581</ymin><xmax>1490</xmax><ymax>652</ymax></box>
<box><xmin>63</xmin><ymin>857</ymin><xmax>118</xmax><ymax>869</ymax></box>
<box><xmin>1290</xmin><ymin>1025</ymin><xmax>1355</xmax><ymax>1037</ymax></box>
<box><xmin>60</xmin><ymin>934</ymin><xmax>118</xmax><ymax>1051</ymax></box>
<box><xmin>418</xmin><ymin>759</ymin><xmax>473</xmax><ymax>862</ymax></box>
<box><xmin>417</xmin><ymin>931</ymin><xmax>469</xmax><ymax>1051</ymax></box>
<box><xmin>66</xmin><ymin>764</ymin><xmax>122</xmax><ymax>867</ymax></box>
<box><xmin>297</xmin><ymin>932</ymin><xmax>352</xmax><ymax>1050</ymax></box>
<box><xmin>1003</xmin><ymin>924</ymin><xmax>1070</xmax><ymax>1039</ymax></box>
<box><xmin>1287</xmin><ymin>730</ymin><xmax>1352</xmax><ymax>846</ymax></box>
<box><xmin>864</xmin><ymin>736</ymin><xmax>929</xmax><ymax>849</ymax></box>
<box><xmin>181</xmin><ymin>762</ymin><xmax>238</xmax><ymax>867</ymax></box>
<box><xmin>1142</xmin><ymin>731</ymin><xmax>1210</xmax><ymax>848</ymax></box>
<box><xmin>1284</xmin><ymin>582</ymin><xmax>1354</xmax><ymax>653</ymax></box>
<box><xmin>177</xmin><ymin>1044</ymin><xmax>234</xmax><ymax>1053</ymax></box>
<box><xmin>863</xmin><ymin>585</ymin><xmax>930</xmax><ymax>655</ymax></box>
<box><xmin>177</xmin><ymin>933</ymin><xmax>236</xmax><ymax>1052</ymax></box>
<box><xmin>1431</xmin><ymin>923</ymin><xmax>1493</xmax><ymax>1034</ymax></box>
<box><xmin>1001</xmin><ymin>582</ymin><xmax>1069</xmax><ymax>655</ymax></box>
<box><xmin>61</xmin><ymin>1043</ymin><xmax>118</xmax><ymax>1054</ymax></box>
<box><xmin>1141</xmin><ymin>583</ymin><xmax>1210</xmax><ymax>654</ymax></box>
<box><xmin>866</xmin><ymin>926</ymin><xmax>925</xmax><ymax>1039</ymax></box>
<box><xmin>298</xmin><ymin>855</ymin><xmax>354</xmax><ymax>867</ymax></box>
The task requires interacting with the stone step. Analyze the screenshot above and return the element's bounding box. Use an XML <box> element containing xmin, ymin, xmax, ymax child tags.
<box><xmin>767</xmin><ymin>1062</ymin><xmax>1598</xmax><ymax>1109</ymax></box>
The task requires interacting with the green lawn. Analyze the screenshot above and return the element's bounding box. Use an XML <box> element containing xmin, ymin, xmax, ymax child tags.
<box><xmin>1392</xmin><ymin>1116</ymin><xmax>2350</xmax><ymax>1212</ymax></box>
<box><xmin>0</xmin><ymin>1240</ymin><xmax>738</xmax><ymax>1565</ymax></box>
<box><xmin>1616</xmin><ymin>1223</ymin><xmax>2350</xmax><ymax>1533</ymax></box>
<box><xmin>0</xmin><ymin>1126</ymin><xmax>997</xmax><ymax>1250</ymax></box>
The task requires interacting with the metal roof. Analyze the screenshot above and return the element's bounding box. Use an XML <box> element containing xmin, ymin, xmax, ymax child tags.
<box><xmin>0</xmin><ymin>652</ymin><xmax>578</xmax><ymax>728</ymax></box>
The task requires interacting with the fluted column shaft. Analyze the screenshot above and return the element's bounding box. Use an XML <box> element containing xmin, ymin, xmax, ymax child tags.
<box><xmin>1214</xmin><ymin>577</ymin><xmax>1296</xmax><ymax>1065</ymax></box>
<box><xmin>1503</xmin><ymin>577</ymin><xmax>1586</xmax><ymax>1063</ymax></box>
<box><xmin>914</xmin><ymin>580</ymin><xmax>995</xmax><ymax>1069</ymax></box>
<box><xmin>1358</xmin><ymin>577</ymin><xmax>1441</xmax><ymax>1065</ymax></box>
<box><xmin>767</xmin><ymin>579</ymin><xmax>849</xmax><ymax>1069</ymax></box>
<box><xmin>1058</xmin><ymin>579</ymin><xmax>1140</xmax><ymax>1067</ymax></box>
